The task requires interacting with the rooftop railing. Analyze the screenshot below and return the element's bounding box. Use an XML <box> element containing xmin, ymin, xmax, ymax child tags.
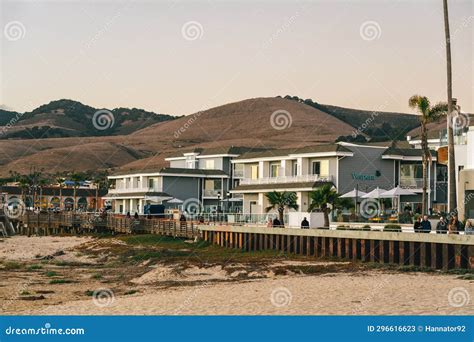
<box><xmin>240</xmin><ymin>174</ymin><xmax>332</xmax><ymax>185</ymax></box>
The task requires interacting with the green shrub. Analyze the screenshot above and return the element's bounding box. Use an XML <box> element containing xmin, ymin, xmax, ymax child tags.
<box><xmin>384</xmin><ymin>224</ymin><xmax>402</xmax><ymax>232</ymax></box>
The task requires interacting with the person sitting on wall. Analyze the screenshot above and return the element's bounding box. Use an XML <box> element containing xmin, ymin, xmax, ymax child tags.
<box><xmin>272</xmin><ymin>217</ymin><xmax>281</xmax><ymax>228</ymax></box>
<box><xmin>448</xmin><ymin>215</ymin><xmax>463</xmax><ymax>234</ymax></box>
<box><xmin>267</xmin><ymin>218</ymin><xmax>273</xmax><ymax>228</ymax></box>
<box><xmin>126</xmin><ymin>211</ymin><xmax>131</xmax><ymax>219</ymax></box>
<box><xmin>465</xmin><ymin>220</ymin><xmax>474</xmax><ymax>235</ymax></box>
<box><xmin>413</xmin><ymin>216</ymin><xmax>422</xmax><ymax>232</ymax></box>
<box><xmin>134</xmin><ymin>212</ymin><xmax>139</xmax><ymax>219</ymax></box>
<box><xmin>180</xmin><ymin>214</ymin><xmax>187</xmax><ymax>222</ymax></box>
<box><xmin>420</xmin><ymin>215</ymin><xmax>432</xmax><ymax>233</ymax></box>
<box><xmin>301</xmin><ymin>217</ymin><xmax>309</xmax><ymax>229</ymax></box>
<box><xmin>435</xmin><ymin>216</ymin><xmax>448</xmax><ymax>234</ymax></box>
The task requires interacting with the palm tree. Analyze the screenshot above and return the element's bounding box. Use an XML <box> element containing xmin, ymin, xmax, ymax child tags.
<box><xmin>409</xmin><ymin>95</ymin><xmax>448</xmax><ymax>215</ymax></box>
<box><xmin>92</xmin><ymin>174</ymin><xmax>108</xmax><ymax>212</ymax></box>
<box><xmin>308</xmin><ymin>184</ymin><xmax>341</xmax><ymax>228</ymax></box>
<box><xmin>443</xmin><ymin>0</ymin><xmax>457</xmax><ymax>213</ymax></box>
<box><xmin>265</xmin><ymin>191</ymin><xmax>299</xmax><ymax>226</ymax></box>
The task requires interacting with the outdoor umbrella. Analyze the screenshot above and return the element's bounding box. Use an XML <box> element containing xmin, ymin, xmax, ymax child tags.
<box><xmin>340</xmin><ymin>188</ymin><xmax>368</xmax><ymax>215</ymax></box>
<box><xmin>361</xmin><ymin>187</ymin><xmax>388</xmax><ymax>217</ymax></box>
<box><xmin>166</xmin><ymin>197</ymin><xmax>184</xmax><ymax>209</ymax></box>
<box><xmin>380</xmin><ymin>186</ymin><xmax>416</xmax><ymax>212</ymax></box>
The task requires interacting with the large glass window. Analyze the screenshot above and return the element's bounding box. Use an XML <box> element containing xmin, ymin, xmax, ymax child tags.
<box><xmin>311</xmin><ymin>161</ymin><xmax>321</xmax><ymax>175</ymax></box>
<box><xmin>292</xmin><ymin>161</ymin><xmax>298</xmax><ymax>176</ymax></box>
<box><xmin>400</xmin><ymin>163</ymin><xmax>423</xmax><ymax>179</ymax></box>
<box><xmin>204</xmin><ymin>159</ymin><xmax>215</xmax><ymax>169</ymax></box>
<box><xmin>250</xmin><ymin>165</ymin><xmax>259</xmax><ymax>179</ymax></box>
<box><xmin>269</xmin><ymin>163</ymin><xmax>279</xmax><ymax>178</ymax></box>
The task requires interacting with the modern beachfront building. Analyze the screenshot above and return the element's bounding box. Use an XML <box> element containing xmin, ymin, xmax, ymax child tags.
<box><xmin>230</xmin><ymin>142</ymin><xmax>447</xmax><ymax>217</ymax></box>
<box><xmin>104</xmin><ymin>147</ymin><xmax>250</xmax><ymax>215</ymax></box>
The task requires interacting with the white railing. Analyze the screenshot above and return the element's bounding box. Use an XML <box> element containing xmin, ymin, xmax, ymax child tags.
<box><xmin>203</xmin><ymin>189</ymin><xmax>220</xmax><ymax>197</ymax></box>
<box><xmin>108</xmin><ymin>186</ymin><xmax>162</xmax><ymax>194</ymax></box>
<box><xmin>400</xmin><ymin>178</ymin><xmax>424</xmax><ymax>189</ymax></box>
<box><xmin>240</xmin><ymin>174</ymin><xmax>332</xmax><ymax>185</ymax></box>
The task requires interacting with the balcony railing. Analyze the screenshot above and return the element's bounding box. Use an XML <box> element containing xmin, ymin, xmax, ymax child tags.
<box><xmin>108</xmin><ymin>186</ymin><xmax>162</xmax><ymax>194</ymax></box>
<box><xmin>399</xmin><ymin>178</ymin><xmax>424</xmax><ymax>189</ymax></box>
<box><xmin>240</xmin><ymin>174</ymin><xmax>332</xmax><ymax>185</ymax></box>
<box><xmin>233</xmin><ymin>170</ymin><xmax>244</xmax><ymax>178</ymax></box>
<box><xmin>203</xmin><ymin>189</ymin><xmax>220</xmax><ymax>197</ymax></box>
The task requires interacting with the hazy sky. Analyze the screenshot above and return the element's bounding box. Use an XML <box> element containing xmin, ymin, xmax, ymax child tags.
<box><xmin>1</xmin><ymin>0</ymin><xmax>472</xmax><ymax>115</ymax></box>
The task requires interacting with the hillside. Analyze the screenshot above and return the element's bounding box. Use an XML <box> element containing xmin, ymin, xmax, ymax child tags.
<box><xmin>279</xmin><ymin>95</ymin><xmax>420</xmax><ymax>142</ymax></box>
<box><xmin>0</xmin><ymin>99</ymin><xmax>175</xmax><ymax>139</ymax></box>
<box><xmin>0</xmin><ymin>97</ymin><xmax>423</xmax><ymax>177</ymax></box>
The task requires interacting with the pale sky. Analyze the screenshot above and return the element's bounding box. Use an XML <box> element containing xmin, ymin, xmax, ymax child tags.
<box><xmin>1</xmin><ymin>0</ymin><xmax>473</xmax><ymax>115</ymax></box>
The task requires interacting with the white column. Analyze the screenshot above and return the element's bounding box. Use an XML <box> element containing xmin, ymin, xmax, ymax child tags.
<box><xmin>258</xmin><ymin>161</ymin><xmax>265</xmax><ymax>178</ymax></box>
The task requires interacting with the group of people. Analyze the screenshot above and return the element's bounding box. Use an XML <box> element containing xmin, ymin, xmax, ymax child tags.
<box><xmin>266</xmin><ymin>217</ymin><xmax>310</xmax><ymax>229</ymax></box>
<box><xmin>413</xmin><ymin>215</ymin><xmax>473</xmax><ymax>234</ymax></box>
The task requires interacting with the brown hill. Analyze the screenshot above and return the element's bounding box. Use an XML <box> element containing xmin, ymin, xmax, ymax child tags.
<box><xmin>0</xmin><ymin>97</ymin><xmax>407</xmax><ymax>177</ymax></box>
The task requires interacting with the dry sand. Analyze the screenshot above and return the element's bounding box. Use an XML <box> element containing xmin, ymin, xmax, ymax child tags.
<box><xmin>0</xmin><ymin>236</ymin><xmax>472</xmax><ymax>315</ymax></box>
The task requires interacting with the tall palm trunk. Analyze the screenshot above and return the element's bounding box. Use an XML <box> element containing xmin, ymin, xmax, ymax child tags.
<box><xmin>278</xmin><ymin>207</ymin><xmax>284</xmax><ymax>226</ymax></box>
<box><xmin>443</xmin><ymin>0</ymin><xmax>457</xmax><ymax>213</ymax></box>
<box><xmin>323</xmin><ymin>209</ymin><xmax>330</xmax><ymax>228</ymax></box>
<box><xmin>95</xmin><ymin>187</ymin><xmax>99</xmax><ymax>212</ymax></box>
<box><xmin>59</xmin><ymin>187</ymin><xmax>63</xmax><ymax>210</ymax></box>
<box><xmin>73</xmin><ymin>187</ymin><xmax>77</xmax><ymax>212</ymax></box>
<box><xmin>421</xmin><ymin>123</ymin><xmax>428</xmax><ymax>215</ymax></box>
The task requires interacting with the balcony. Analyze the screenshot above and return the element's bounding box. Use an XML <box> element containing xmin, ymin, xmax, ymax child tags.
<box><xmin>400</xmin><ymin>178</ymin><xmax>424</xmax><ymax>189</ymax></box>
<box><xmin>240</xmin><ymin>174</ymin><xmax>332</xmax><ymax>185</ymax></box>
<box><xmin>233</xmin><ymin>169</ymin><xmax>244</xmax><ymax>178</ymax></box>
<box><xmin>203</xmin><ymin>189</ymin><xmax>220</xmax><ymax>197</ymax></box>
<box><xmin>108</xmin><ymin>186</ymin><xmax>162</xmax><ymax>194</ymax></box>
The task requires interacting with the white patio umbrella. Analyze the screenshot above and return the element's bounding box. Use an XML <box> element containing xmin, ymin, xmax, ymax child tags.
<box><xmin>380</xmin><ymin>186</ymin><xmax>416</xmax><ymax>212</ymax></box>
<box><xmin>144</xmin><ymin>195</ymin><xmax>173</xmax><ymax>203</ymax></box>
<box><xmin>361</xmin><ymin>187</ymin><xmax>388</xmax><ymax>199</ymax></box>
<box><xmin>340</xmin><ymin>189</ymin><xmax>367</xmax><ymax>198</ymax></box>
<box><xmin>340</xmin><ymin>188</ymin><xmax>368</xmax><ymax>214</ymax></box>
<box><xmin>166</xmin><ymin>197</ymin><xmax>184</xmax><ymax>209</ymax></box>
<box><xmin>360</xmin><ymin>187</ymin><xmax>388</xmax><ymax>217</ymax></box>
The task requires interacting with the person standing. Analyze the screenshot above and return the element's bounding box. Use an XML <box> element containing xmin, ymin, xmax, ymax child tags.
<box><xmin>448</xmin><ymin>215</ymin><xmax>462</xmax><ymax>234</ymax></box>
<box><xmin>413</xmin><ymin>216</ymin><xmax>422</xmax><ymax>232</ymax></box>
<box><xmin>420</xmin><ymin>215</ymin><xmax>432</xmax><ymax>233</ymax></box>
<box><xmin>300</xmin><ymin>217</ymin><xmax>309</xmax><ymax>229</ymax></box>
<box><xmin>436</xmin><ymin>216</ymin><xmax>448</xmax><ymax>234</ymax></box>
<box><xmin>465</xmin><ymin>220</ymin><xmax>474</xmax><ymax>235</ymax></box>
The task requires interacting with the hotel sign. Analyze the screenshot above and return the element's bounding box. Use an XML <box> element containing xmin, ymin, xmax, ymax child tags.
<box><xmin>351</xmin><ymin>172</ymin><xmax>378</xmax><ymax>181</ymax></box>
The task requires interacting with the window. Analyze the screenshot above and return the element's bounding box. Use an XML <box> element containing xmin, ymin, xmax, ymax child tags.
<box><xmin>148</xmin><ymin>178</ymin><xmax>154</xmax><ymax>189</ymax></box>
<box><xmin>250</xmin><ymin>165</ymin><xmax>259</xmax><ymax>179</ymax></box>
<box><xmin>269</xmin><ymin>163</ymin><xmax>279</xmax><ymax>178</ymax></box>
<box><xmin>311</xmin><ymin>161</ymin><xmax>321</xmax><ymax>175</ymax></box>
<box><xmin>292</xmin><ymin>161</ymin><xmax>298</xmax><ymax>176</ymax></box>
<box><xmin>204</xmin><ymin>159</ymin><xmax>215</xmax><ymax>169</ymax></box>
<box><xmin>400</xmin><ymin>164</ymin><xmax>422</xmax><ymax>179</ymax></box>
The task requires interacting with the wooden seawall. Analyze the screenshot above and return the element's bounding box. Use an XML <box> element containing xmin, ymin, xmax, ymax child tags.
<box><xmin>13</xmin><ymin>212</ymin><xmax>199</xmax><ymax>238</ymax></box>
<box><xmin>199</xmin><ymin>225</ymin><xmax>474</xmax><ymax>270</ymax></box>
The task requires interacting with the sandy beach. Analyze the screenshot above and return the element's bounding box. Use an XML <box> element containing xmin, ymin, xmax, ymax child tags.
<box><xmin>0</xmin><ymin>236</ymin><xmax>472</xmax><ymax>315</ymax></box>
